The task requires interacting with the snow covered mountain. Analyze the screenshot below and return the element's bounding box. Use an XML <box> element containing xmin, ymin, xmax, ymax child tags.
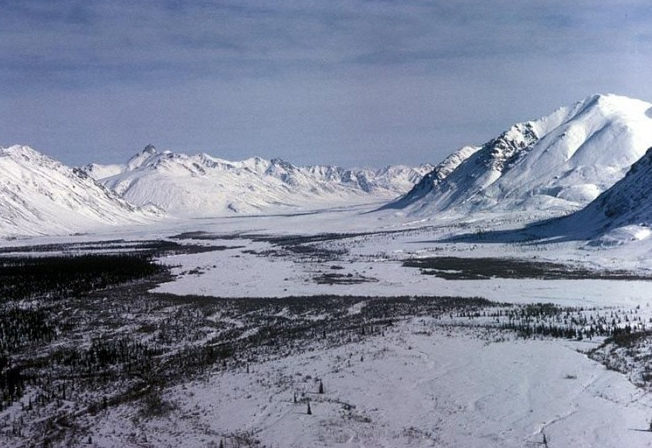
<box><xmin>85</xmin><ymin>146</ymin><xmax>433</xmax><ymax>217</ymax></box>
<box><xmin>0</xmin><ymin>145</ymin><xmax>161</xmax><ymax>237</ymax></box>
<box><xmin>386</xmin><ymin>94</ymin><xmax>652</xmax><ymax>219</ymax></box>
<box><xmin>589</xmin><ymin>147</ymin><xmax>652</xmax><ymax>228</ymax></box>
<box><xmin>549</xmin><ymin>145</ymin><xmax>652</xmax><ymax>244</ymax></box>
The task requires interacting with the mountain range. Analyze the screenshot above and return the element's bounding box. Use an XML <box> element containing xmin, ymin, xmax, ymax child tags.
<box><xmin>0</xmin><ymin>145</ymin><xmax>161</xmax><ymax>237</ymax></box>
<box><xmin>2</xmin><ymin>93</ymin><xmax>652</xmax><ymax>240</ymax></box>
<box><xmin>0</xmin><ymin>144</ymin><xmax>431</xmax><ymax>236</ymax></box>
<box><xmin>549</xmin><ymin>145</ymin><xmax>652</xmax><ymax>244</ymax></box>
<box><xmin>83</xmin><ymin>146</ymin><xmax>433</xmax><ymax>217</ymax></box>
<box><xmin>387</xmin><ymin>94</ymin><xmax>652</xmax><ymax>222</ymax></box>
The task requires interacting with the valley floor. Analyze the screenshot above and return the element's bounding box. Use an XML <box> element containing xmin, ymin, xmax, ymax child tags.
<box><xmin>2</xmin><ymin>204</ymin><xmax>652</xmax><ymax>447</ymax></box>
<box><xmin>93</xmin><ymin>323</ymin><xmax>652</xmax><ymax>448</ymax></box>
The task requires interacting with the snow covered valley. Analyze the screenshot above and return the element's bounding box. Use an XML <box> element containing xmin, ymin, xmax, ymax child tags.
<box><xmin>3</xmin><ymin>206</ymin><xmax>652</xmax><ymax>448</ymax></box>
<box><xmin>4</xmin><ymin>93</ymin><xmax>652</xmax><ymax>446</ymax></box>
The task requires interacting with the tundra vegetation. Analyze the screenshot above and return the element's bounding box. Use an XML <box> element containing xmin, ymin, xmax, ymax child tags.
<box><xmin>1</xmin><ymin>240</ymin><xmax>651</xmax><ymax>446</ymax></box>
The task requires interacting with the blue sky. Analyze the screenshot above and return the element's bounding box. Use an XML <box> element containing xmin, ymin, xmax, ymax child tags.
<box><xmin>1</xmin><ymin>0</ymin><xmax>651</xmax><ymax>167</ymax></box>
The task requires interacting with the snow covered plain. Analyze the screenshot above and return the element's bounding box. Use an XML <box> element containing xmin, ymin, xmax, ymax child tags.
<box><xmin>3</xmin><ymin>203</ymin><xmax>652</xmax><ymax>447</ymax></box>
<box><xmin>151</xmin><ymin>205</ymin><xmax>652</xmax><ymax>308</ymax></box>
<box><xmin>91</xmin><ymin>324</ymin><xmax>652</xmax><ymax>448</ymax></box>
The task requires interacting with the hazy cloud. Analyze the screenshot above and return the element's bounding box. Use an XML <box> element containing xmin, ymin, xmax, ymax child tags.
<box><xmin>1</xmin><ymin>0</ymin><xmax>651</xmax><ymax>167</ymax></box>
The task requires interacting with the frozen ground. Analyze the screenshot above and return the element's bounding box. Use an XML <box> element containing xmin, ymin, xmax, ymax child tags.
<box><xmin>2</xmin><ymin>203</ymin><xmax>652</xmax><ymax>447</ymax></box>
<box><xmin>91</xmin><ymin>322</ymin><xmax>652</xmax><ymax>448</ymax></box>
<box><xmin>141</xmin><ymin>206</ymin><xmax>652</xmax><ymax>309</ymax></box>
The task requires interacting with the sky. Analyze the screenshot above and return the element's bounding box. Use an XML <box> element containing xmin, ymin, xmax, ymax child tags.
<box><xmin>1</xmin><ymin>0</ymin><xmax>652</xmax><ymax>168</ymax></box>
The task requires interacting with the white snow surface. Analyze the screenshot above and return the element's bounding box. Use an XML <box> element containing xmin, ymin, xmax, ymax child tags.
<box><xmin>5</xmin><ymin>94</ymin><xmax>652</xmax><ymax>446</ymax></box>
<box><xmin>575</xmin><ymin>146</ymin><xmax>652</xmax><ymax>235</ymax></box>
<box><xmin>86</xmin><ymin>145</ymin><xmax>433</xmax><ymax>217</ymax></box>
<box><xmin>4</xmin><ymin>203</ymin><xmax>652</xmax><ymax>447</ymax></box>
<box><xmin>90</xmin><ymin>323</ymin><xmax>652</xmax><ymax>448</ymax></box>
<box><xmin>520</xmin><ymin>144</ymin><xmax>652</xmax><ymax>246</ymax></box>
<box><xmin>0</xmin><ymin>145</ymin><xmax>161</xmax><ymax>237</ymax></box>
<box><xmin>392</xmin><ymin>94</ymin><xmax>652</xmax><ymax>219</ymax></box>
<box><xmin>151</xmin><ymin>216</ymin><xmax>652</xmax><ymax>308</ymax></box>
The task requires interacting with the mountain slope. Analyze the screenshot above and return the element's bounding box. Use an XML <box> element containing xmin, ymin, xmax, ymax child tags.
<box><xmin>551</xmin><ymin>146</ymin><xmax>652</xmax><ymax>244</ymax></box>
<box><xmin>0</xmin><ymin>145</ymin><xmax>160</xmax><ymax>237</ymax></box>
<box><xmin>388</xmin><ymin>94</ymin><xmax>652</xmax><ymax>219</ymax></box>
<box><xmin>590</xmin><ymin>147</ymin><xmax>652</xmax><ymax>228</ymax></box>
<box><xmin>381</xmin><ymin>145</ymin><xmax>481</xmax><ymax>209</ymax></box>
<box><xmin>86</xmin><ymin>147</ymin><xmax>433</xmax><ymax>217</ymax></box>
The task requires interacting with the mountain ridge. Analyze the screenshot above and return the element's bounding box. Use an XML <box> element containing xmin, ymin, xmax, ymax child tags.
<box><xmin>0</xmin><ymin>145</ymin><xmax>161</xmax><ymax>237</ymax></box>
<box><xmin>4</xmin><ymin>93</ymin><xmax>652</xmax><ymax>238</ymax></box>
<box><xmin>85</xmin><ymin>146</ymin><xmax>433</xmax><ymax>217</ymax></box>
<box><xmin>386</xmin><ymin>94</ymin><xmax>652</xmax><ymax>220</ymax></box>
<box><xmin>554</xmin><ymin>145</ymin><xmax>652</xmax><ymax>245</ymax></box>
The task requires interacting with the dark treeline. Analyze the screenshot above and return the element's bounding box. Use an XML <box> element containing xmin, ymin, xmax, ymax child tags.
<box><xmin>0</xmin><ymin>253</ymin><xmax>165</xmax><ymax>416</ymax></box>
<box><xmin>1</xmin><ymin>245</ymin><xmax>648</xmax><ymax>446</ymax></box>
<box><xmin>0</xmin><ymin>254</ymin><xmax>161</xmax><ymax>302</ymax></box>
<box><xmin>0</xmin><ymin>307</ymin><xmax>55</xmax><ymax>352</ymax></box>
<box><xmin>403</xmin><ymin>256</ymin><xmax>644</xmax><ymax>281</ymax></box>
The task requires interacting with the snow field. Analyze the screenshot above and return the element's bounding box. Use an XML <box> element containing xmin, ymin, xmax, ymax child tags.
<box><xmin>90</xmin><ymin>322</ymin><xmax>652</xmax><ymax>448</ymax></box>
<box><xmin>153</xmin><ymin>232</ymin><xmax>652</xmax><ymax>309</ymax></box>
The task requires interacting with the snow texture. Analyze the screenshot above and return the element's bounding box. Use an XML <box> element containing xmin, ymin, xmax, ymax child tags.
<box><xmin>91</xmin><ymin>323</ymin><xmax>652</xmax><ymax>448</ymax></box>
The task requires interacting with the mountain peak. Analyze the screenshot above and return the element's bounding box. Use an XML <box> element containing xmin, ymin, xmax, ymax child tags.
<box><xmin>389</xmin><ymin>94</ymin><xmax>652</xmax><ymax>219</ymax></box>
<box><xmin>268</xmin><ymin>158</ymin><xmax>297</xmax><ymax>174</ymax></box>
<box><xmin>126</xmin><ymin>145</ymin><xmax>163</xmax><ymax>170</ymax></box>
<box><xmin>0</xmin><ymin>145</ymin><xmax>63</xmax><ymax>172</ymax></box>
<box><xmin>83</xmin><ymin>148</ymin><xmax>429</xmax><ymax>217</ymax></box>
<box><xmin>0</xmin><ymin>145</ymin><xmax>160</xmax><ymax>237</ymax></box>
<box><xmin>571</xmin><ymin>93</ymin><xmax>651</xmax><ymax>119</ymax></box>
<box><xmin>143</xmin><ymin>144</ymin><xmax>157</xmax><ymax>154</ymax></box>
<box><xmin>1</xmin><ymin>144</ymin><xmax>43</xmax><ymax>158</ymax></box>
